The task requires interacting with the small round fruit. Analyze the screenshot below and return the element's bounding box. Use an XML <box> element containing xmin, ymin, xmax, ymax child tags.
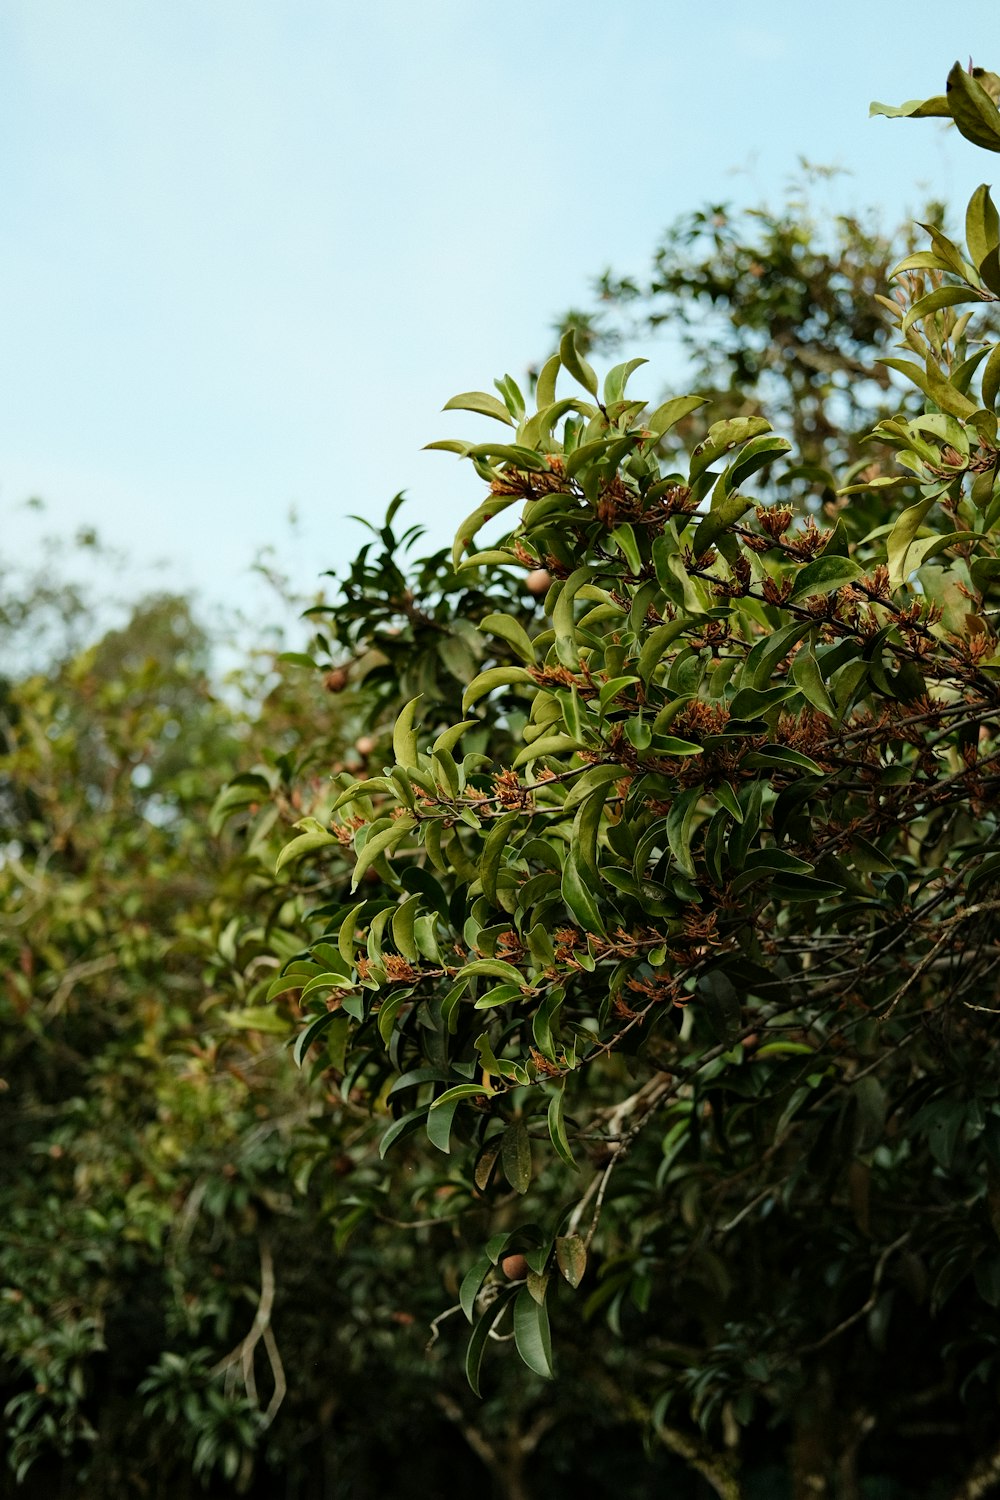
<box><xmin>324</xmin><ymin>667</ymin><xmax>349</xmax><ymax>693</ymax></box>
<box><xmin>355</xmin><ymin>734</ymin><xmax>377</xmax><ymax>757</ymax></box>
<box><xmin>501</xmin><ymin>1253</ymin><xmax>529</xmax><ymax>1281</ymax></box>
<box><xmin>525</xmin><ymin>568</ymin><xmax>552</xmax><ymax>598</ymax></box>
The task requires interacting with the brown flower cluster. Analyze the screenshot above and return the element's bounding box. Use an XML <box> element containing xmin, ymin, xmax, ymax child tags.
<box><xmin>334</xmin><ymin>815</ymin><xmax>365</xmax><ymax>846</ymax></box>
<box><xmin>492</xmin><ymin>768</ymin><xmax>532</xmax><ymax>810</ymax></box>
<box><xmin>596</xmin><ymin>475</ymin><xmax>644</xmax><ymax>528</ymax></box>
<box><xmin>755</xmin><ymin>504</ymin><xmax>794</xmax><ymax>539</ymax></box>
<box><xmin>490</xmin><ymin>466</ymin><xmax>568</xmax><ymax>499</ymax></box>
<box><xmin>494</xmin><ymin>929</ymin><xmax>525</xmax><ymax>961</ymax></box>
<box><xmin>783</xmin><ymin>519</ymin><xmax>832</xmax><ymax>559</ymax></box>
<box><xmin>382</xmin><ymin>955</ymin><xmax>419</xmax><ymax>982</ymax></box>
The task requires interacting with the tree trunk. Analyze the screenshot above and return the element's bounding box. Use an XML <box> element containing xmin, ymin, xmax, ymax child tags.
<box><xmin>789</xmin><ymin>1373</ymin><xmax>835</xmax><ymax>1500</ymax></box>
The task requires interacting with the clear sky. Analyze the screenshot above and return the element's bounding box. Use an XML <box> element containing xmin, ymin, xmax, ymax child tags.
<box><xmin>1</xmin><ymin>1</ymin><xmax>998</xmax><ymax>623</ymax></box>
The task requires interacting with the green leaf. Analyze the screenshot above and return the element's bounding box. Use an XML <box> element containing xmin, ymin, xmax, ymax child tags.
<box><xmin>561</xmin><ymin>852</ymin><xmax>606</xmax><ymax>934</ymax></box>
<box><xmin>637</xmin><ymin>618</ymin><xmax>691</xmax><ymax>684</ymax></box>
<box><xmin>968</xmin><ymin>184</ymin><xmax>1000</xmax><ymax>271</ymax></box>
<box><xmin>691</xmin><ymin>492</ymin><xmax>754</xmax><ymax>556</ymax></box>
<box><xmin>646</xmin><ymin>394</ymin><xmax>707</xmax><ymax>440</ymax></box>
<box><xmin>426</xmin><ymin>1095</ymin><xmax>461</xmax><ymax>1153</ymax></box>
<box><xmin>547</xmin><ymin>1084</ymin><xmax>578</xmax><ymax>1170</ymax></box>
<box><xmin>946</xmin><ymin>62</ymin><xmax>1000</xmax><ymax>153</ymax></box>
<box><xmin>378</xmin><ymin>1106</ymin><xmax>428</xmax><ymax>1159</ymax></box>
<box><xmin>480</xmin><ymin>811</ymin><xmax>520</xmax><ymax>906</ymax></box>
<box><xmin>788</xmin><ymin>556</ymin><xmax>862</xmax><ymax>602</ymax></box>
<box><xmin>513</xmin><ymin>1286</ymin><xmax>554</xmax><ymax>1379</ymax></box>
<box><xmin>743</xmin><ymin>619</ymin><xmax>811</xmax><ymax>691</ymax></box>
<box><xmin>224</xmin><ymin>1006</ymin><xmax>292</xmax><ymax>1035</ymax></box>
<box><xmin>603</xmin><ymin>356</ymin><xmax>648</xmax><ymax>405</ymax></box>
<box><xmin>791</xmin><ymin>649</ymin><xmax>835</xmax><ymax>716</ymax></box>
<box><xmin>462</xmin><ymin>957</ymin><xmax>525</xmax><ymax>985</ymax></box>
<box><xmin>563</xmin><ymin>762</ymin><xmax>623</xmax><ymax>810</ymax></box>
<box><xmin>879</xmin><ymin>356</ymin><xmax>979</xmax><ymax>421</ymax></box>
<box><xmin>666</xmin><ymin>788</ymin><xmax>699</xmax><ymax>879</ymax></box>
<box><xmin>496</xmin><ymin>372</ymin><xmax>526</xmax><ymax>421</ymax></box>
<box><xmin>431</xmin><ymin>1082</ymin><xmax>494</xmax><ymax>1109</ymax></box>
<box><xmin>276</xmin><ymin>820</ymin><xmax>338</xmax><ymax>874</ymax></box>
<box><xmin>444</xmin><ymin>390</ymin><xmax>515</xmax><ymax>425</ymax></box>
<box><xmin>265</xmin><ymin>968</ymin><xmax>318</xmax><ymax>1002</ymax></box>
<box><xmin>982</xmin><ymin>343</ymin><xmax>1000</xmax><ymax>411</ymax></box>
<box><xmin>559</xmin><ymin>328</ymin><xmax>599</xmax><ymax>397</ymax></box>
<box><xmin>551</xmin><ymin>564</ymin><xmax>596</xmax><ymax>669</ymax></box>
<box><xmin>869</xmin><ymin>94</ymin><xmax>951</xmax><ymax>122</ymax></box>
<box><xmin>479</xmin><ymin>612</ymin><xmax>536</xmax><ymax>664</ymax></box>
<box><xmin>392</xmin><ymin>695</ymin><xmax>422</xmax><ymax>770</ymax></box>
<box><xmin>652</xmin><ymin>734</ymin><xmax>703</xmax><ymax>757</ymax></box>
<box><xmin>513</xmin><ymin>733</ymin><xmax>582</xmax><ymax>769</ymax></box>
<box><xmin>298</xmin><ymin>971</ymin><xmax>356</xmax><ymax>1001</ymax></box>
<box><xmin>502</xmin><ymin>1120</ymin><xmax>532</xmax><ymax>1194</ymax></box>
<box><xmin>473</xmin><ymin>983</ymin><xmax>524</xmax><ymax>1011</ymax></box>
<box><xmin>460</xmin><ymin>1253</ymin><xmax>494</xmax><ymax>1323</ymax></box>
<box><xmin>452</xmin><ymin>491</ymin><xmax>521</xmax><ymax>567</ymax></box>
<box><xmin>689</xmin><ymin>416</ymin><xmax>771</xmax><ymax>483</ymax></box>
<box><xmin>351</xmin><ymin>815</ymin><xmax>416</xmax><ymax>890</ymax></box>
<box><xmin>714</xmin><ymin>780</ymin><xmax>743</xmax><ymax>823</ymax></box>
<box><xmin>886</xmin><ymin>498</ymin><xmax>935</xmax><ymax>589</ymax></box>
<box><xmin>293</xmin><ymin>1010</ymin><xmax>342</xmax><ymax>1067</ymax></box>
<box><xmin>555</xmin><ymin>1234</ymin><xmax>587</xmax><ymax>1288</ymax></box>
<box><xmin>728</xmin><ymin>684</ymin><xmax>798</xmax><ymax>719</ymax></box>
<box><xmin>902</xmin><ymin>531</ymin><xmax>978</xmax><ymax>577</ymax></box>
<box><xmin>536</xmin><ymin>352</ymin><xmax>561</xmax><ymax>408</ymax></box>
<box><xmin>532</xmin><ymin>988</ymin><xmax>565</xmax><ymax>1063</ymax></box>
<box><xmin>331</xmin><ymin>777</ymin><xmax>395</xmax><ymax>813</ymax></box>
<box><xmin>717</xmin><ymin>432</ymin><xmax>791</xmax><ymax>497</ymax></box>
<box><xmin>743</xmin><ymin>745</ymin><xmax>824</xmax><ymax>776</ymax></box>
<box><xmin>466</xmin><ymin>443</ymin><xmax>550</xmax><ymax>471</ymax></box>
<box><xmin>462</xmin><ymin>665</ymin><xmax>534</xmax><ymax>713</ymax></box>
<box><xmin>466</xmin><ymin>1285</ymin><xmax>518</xmax><ymax>1396</ymax></box>
<box><xmin>474</xmin><ymin>1137</ymin><xmax>503</xmax><ymax>1192</ymax></box>
<box><xmin>901</xmin><ymin>285</ymin><xmax>988</xmax><ymax>333</ymax></box>
<box><xmin>377</xmin><ymin>991</ymin><xmax>409</xmax><ymax>1044</ymax></box>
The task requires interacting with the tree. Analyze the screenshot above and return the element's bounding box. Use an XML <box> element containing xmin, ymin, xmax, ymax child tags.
<box><xmin>553</xmin><ymin>178</ymin><xmax>919</xmax><ymax>478</ymax></box>
<box><xmin>2</xmin><ymin>557</ymin><xmax>666</xmax><ymax>1499</ymax></box>
<box><xmin>259</xmin><ymin>61</ymin><xmax>1000</xmax><ymax>1498</ymax></box>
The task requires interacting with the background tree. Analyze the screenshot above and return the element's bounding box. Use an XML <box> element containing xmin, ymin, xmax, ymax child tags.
<box><xmin>2</xmin><ymin>534</ymin><xmax>699</xmax><ymax>1499</ymax></box>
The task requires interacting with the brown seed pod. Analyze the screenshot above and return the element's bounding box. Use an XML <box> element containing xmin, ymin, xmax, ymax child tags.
<box><xmin>525</xmin><ymin>568</ymin><xmax>552</xmax><ymax>598</ymax></box>
<box><xmin>500</xmin><ymin>1253</ymin><xmax>529</xmax><ymax>1281</ymax></box>
<box><xmin>324</xmin><ymin>667</ymin><xmax>350</xmax><ymax>693</ymax></box>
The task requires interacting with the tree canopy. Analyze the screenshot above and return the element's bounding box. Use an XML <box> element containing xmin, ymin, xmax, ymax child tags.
<box><xmin>6</xmin><ymin>56</ymin><xmax>1000</xmax><ymax>1500</ymax></box>
<box><xmin>255</xmin><ymin>59</ymin><xmax>1000</xmax><ymax>1499</ymax></box>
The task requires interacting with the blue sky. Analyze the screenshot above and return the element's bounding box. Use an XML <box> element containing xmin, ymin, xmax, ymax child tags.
<box><xmin>1</xmin><ymin>1</ymin><xmax>997</xmax><ymax>624</ymax></box>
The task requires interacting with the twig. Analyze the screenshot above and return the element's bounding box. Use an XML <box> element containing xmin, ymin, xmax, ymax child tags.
<box><xmin>208</xmin><ymin>1231</ymin><xmax>286</xmax><ymax>1426</ymax></box>
<box><xmin>879</xmin><ymin>902</ymin><xmax>1000</xmax><ymax>1020</ymax></box>
<box><xmin>43</xmin><ymin>953</ymin><xmax>119</xmax><ymax>1017</ymax></box>
<box><xmin>425</xmin><ymin>1301</ymin><xmax>463</xmax><ymax>1352</ymax></box>
<box><xmin>796</xmin><ymin>1232</ymin><xmax>909</xmax><ymax>1356</ymax></box>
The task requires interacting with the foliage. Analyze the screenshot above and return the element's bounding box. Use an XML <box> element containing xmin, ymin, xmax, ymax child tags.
<box><xmin>252</xmin><ymin>60</ymin><xmax>1000</xmax><ymax>1498</ymax></box>
<box><xmin>0</xmin><ymin>565</ymin><xmax>691</xmax><ymax>1500</ymax></box>
<box><xmin>10</xmin><ymin>56</ymin><xmax>1000</xmax><ymax>1500</ymax></box>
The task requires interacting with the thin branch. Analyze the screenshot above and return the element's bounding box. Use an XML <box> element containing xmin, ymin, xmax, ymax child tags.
<box><xmin>208</xmin><ymin>1231</ymin><xmax>285</xmax><ymax>1425</ymax></box>
<box><xmin>432</xmin><ymin>1391</ymin><xmax>496</xmax><ymax>1470</ymax></box>
<box><xmin>425</xmin><ymin>1301</ymin><xmax>463</xmax><ymax>1352</ymax></box>
<box><xmin>796</xmin><ymin>1233</ymin><xmax>909</xmax><ymax>1356</ymax></box>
